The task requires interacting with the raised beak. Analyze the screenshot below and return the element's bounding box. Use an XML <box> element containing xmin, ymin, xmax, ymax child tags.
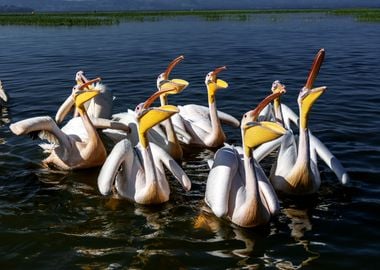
<box><xmin>305</xmin><ymin>48</ymin><xmax>325</xmax><ymax>89</ymax></box>
<box><xmin>245</xmin><ymin>90</ymin><xmax>286</xmax><ymax>122</ymax></box>
<box><xmin>78</xmin><ymin>77</ymin><xmax>101</xmax><ymax>90</ymax></box>
<box><xmin>140</xmin><ymin>86</ymin><xmax>179</xmax><ymax>111</ymax></box>
<box><xmin>138</xmin><ymin>105</ymin><xmax>179</xmax><ymax>138</ymax></box>
<box><xmin>163</xmin><ymin>55</ymin><xmax>185</xmax><ymax>78</ymax></box>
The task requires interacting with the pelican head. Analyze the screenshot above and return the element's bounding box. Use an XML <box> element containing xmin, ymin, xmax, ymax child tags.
<box><xmin>298</xmin><ymin>86</ymin><xmax>327</xmax><ymax>129</ymax></box>
<box><xmin>243</xmin><ymin>121</ymin><xmax>286</xmax><ymax>156</ymax></box>
<box><xmin>73</xmin><ymin>86</ymin><xmax>100</xmax><ymax>113</ymax></box>
<box><xmin>75</xmin><ymin>70</ymin><xmax>102</xmax><ymax>91</ymax></box>
<box><xmin>135</xmin><ymin>85</ymin><xmax>180</xmax><ymax>118</ymax></box>
<box><xmin>156</xmin><ymin>55</ymin><xmax>189</xmax><ymax>103</ymax></box>
<box><xmin>205</xmin><ymin>66</ymin><xmax>228</xmax><ymax>103</ymax></box>
<box><xmin>138</xmin><ymin>105</ymin><xmax>179</xmax><ymax>148</ymax></box>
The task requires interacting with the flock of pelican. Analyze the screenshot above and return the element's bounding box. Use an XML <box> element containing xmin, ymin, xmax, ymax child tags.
<box><xmin>7</xmin><ymin>49</ymin><xmax>350</xmax><ymax>228</ymax></box>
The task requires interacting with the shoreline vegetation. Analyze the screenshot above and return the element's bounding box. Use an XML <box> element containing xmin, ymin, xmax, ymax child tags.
<box><xmin>0</xmin><ymin>8</ymin><xmax>379</xmax><ymax>26</ymax></box>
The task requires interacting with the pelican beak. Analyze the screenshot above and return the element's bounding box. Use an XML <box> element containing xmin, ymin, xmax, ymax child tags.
<box><xmin>140</xmin><ymin>86</ymin><xmax>179</xmax><ymax>112</ymax></box>
<box><xmin>211</xmin><ymin>66</ymin><xmax>228</xmax><ymax>89</ymax></box>
<box><xmin>78</xmin><ymin>77</ymin><xmax>101</xmax><ymax>90</ymax></box>
<box><xmin>305</xmin><ymin>48</ymin><xmax>325</xmax><ymax>89</ymax></box>
<box><xmin>160</xmin><ymin>79</ymin><xmax>189</xmax><ymax>95</ymax></box>
<box><xmin>243</xmin><ymin>121</ymin><xmax>286</xmax><ymax>156</ymax></box>
<box><xmin>242</xmin><ymin>90</ymin><xmax>286</xmax><ymax>125</ymax></box>
<box><xmin>299</xmin><ymin>86</ymin><xmax>326</xmax><ymax>128</ymax></box>
<box><xmin>138</xmin><ymin>105</ymin><xmax>179</xmax><ymax>148</ymax></box>
<box><xmin>74</xmin><ymin>90</ymin><xmax>100</xmax><ymax>108</ymax></box>
<box><xmin>163</xmin><ymin>55</ymin><xmax>185</xmax><ymax>79</ymax></box>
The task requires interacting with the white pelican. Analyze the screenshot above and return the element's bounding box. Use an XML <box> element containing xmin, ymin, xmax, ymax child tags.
<box><xmin>254</xmin><ymin>49</ymin><xmax>350</xmax><ymax>195</ymax></box>
<box><xmin>171</xmin><ymin>66</ymin><xmax>240</xmax><ymax>149</ymax></box>
<box><xmin>204</xmin><ymin>91</ymin><xmax>286</xmax><ymax>228</ymax></box>
<box><xmin>0</xmin><ymin>80</ymin><xmax>8</xmax><ymax>104</ymax></box>
<box><xmin>55</xmin><ymin>71</ymin><xmax>113</xmax><ymax>124</ymax></box>
<box><xmin>9</xmin><ymin>86</ymin><xmax>129</xmax><ymax>170</ymax></box>
<box><xmin>97</xmin><ymin>87</ymin><xmax>191</xmax><ymax>205</ymax></box>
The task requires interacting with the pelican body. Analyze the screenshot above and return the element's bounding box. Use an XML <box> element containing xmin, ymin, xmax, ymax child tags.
<box><xmin>98</xmin><ymin>88</ymin><xmax>191</xmax><ymax>205</ymax></box>
<box><xmin>254</xmin><ymin>49</ymin><xmax>349</xmax><ymax>195</ymax></box>
<box><xmin>55</xmin><ymin>71</ymin><xmax>113</xmax><ymax>124</ymax></box>
<box><xmin>10</xmin><ymin>88</ymin><xmax>110</xmax><ymax>170</ymax></box>
<box><xmin>205</xmin><ymin>92</ymin><xmax>285</xmax><ymax>228</ymax></box>
<box><xmin>170</xmin><ymin>66</ymin><xmax>239</xmax><ymax>149</ymax></box>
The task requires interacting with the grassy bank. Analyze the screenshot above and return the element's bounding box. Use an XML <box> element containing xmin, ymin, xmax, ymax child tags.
<box><xmin>0</xmin><ymin>8</ymin><xmax>379</xmax><ymax>26</ymax></box>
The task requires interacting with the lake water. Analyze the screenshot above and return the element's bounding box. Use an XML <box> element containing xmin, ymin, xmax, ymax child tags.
<box><xmin>0</xmin><ymin>13</ymin><xmax>379</xmax><ymax>269</ymax></box>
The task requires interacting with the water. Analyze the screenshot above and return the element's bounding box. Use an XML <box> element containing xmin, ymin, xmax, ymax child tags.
<box><xmin>1</xmin><ymin>13</ymin><xmax>379</xmax><ymax>269</ymax></box>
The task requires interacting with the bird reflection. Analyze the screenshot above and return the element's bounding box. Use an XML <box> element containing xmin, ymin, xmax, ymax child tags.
<box><xmin>193</xmin><ymin>205</ymin><xmax>267</xmax><ymax>258</ymax></box>
<box><xmin>275</xmin><ymin>207</ymin><xmax>320</xmax><ymax>269</ymax></box>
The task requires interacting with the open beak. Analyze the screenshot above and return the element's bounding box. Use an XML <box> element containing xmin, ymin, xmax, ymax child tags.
<box><xmin>138</xmin><ymin>105</ymin><xmax>179</xmax><ymax>147</ymax></box>
<box><xmin>163</xmin><ymin>55</ymin><xmax>185</xmax><ymax>79</ymax></box>
<box><xmin>299</xmin><ymin>86</ymin><xmax>327</xmax><ymax>128</ymax></box>
<box><xmin>211</xmin><ymin>66</ymin><xmax>228</xmax><ymax>89</ymax></box>
<box><xmin>305</xmin><ymin>48</ymin><xmax>325</xmax><ymax>89</ymax></box>
<box><xmin>140</xmin><ymin>86</ymin><xmax>179</xmax><ymax>111</ymax></box>
<box><xmin>74</xmin><ymin>89</ymin><xmax>100</xmax><ymax>108</ymax></box>
<box><xmin>243</xmin><ymin>121</ymin><xmax>286</xmax><ymax>155</ymax></box>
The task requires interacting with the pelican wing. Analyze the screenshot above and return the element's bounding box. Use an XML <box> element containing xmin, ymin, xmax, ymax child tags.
<box><xmin>97</xmin><ymin>139</ymin><xmax>133</xmax><ymax>195</ymax></box>
<box><xmin>254</xmin><ymin>160</ymin><xmax>280</xmax><ymax>215</ymax></box>
<box><xmin>253</xmin><ymin>135</ymin><xmax>283</xmax><ymax>163</ymax></box>
<box><xmin>205</xmin><ymin>146</ymin><xmax>239</xmax><ymax>217</ymax></box>
<box><xmin>281</xmin><ymin>104</ymin><xmax>299</xmax><ymax>130</ymax></box>
<box><xmin>179</xmin><ymin>104</ymin><xmax>239</xmax><ymax>128</ymax></box>
<box><xmin>9</xmin><ymin>116</ymin><xmax>71</xmax><ymax>149</ymax></box>
<box><xmin>86</xmin><ymin>84</ymin><xmax>113</xmax><ymax>119</ymax></box>
<box><xmin>310</xmin><ymin>132</ymin><xmax>350</xmax><ymax>185</ymax></box>
<box><xmin>55</xmin><ymin>95</ymin><xmax>75</xmax><ymax>124</ymax></box>
<box><xmin>150</xmin><ymin>143</ymin><xmax>191</xmax><ymax>191</ymax></box>
<box><xmin>0</xmin><ymin>80</ymin><xmax>8</xmax><ymax>103</ymax></box>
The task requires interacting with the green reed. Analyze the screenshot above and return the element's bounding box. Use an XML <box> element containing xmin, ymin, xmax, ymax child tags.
<box><xmin>0</xmin><ymin>9</ymin><xmax>379</xmax><ymax>26</ymax></box>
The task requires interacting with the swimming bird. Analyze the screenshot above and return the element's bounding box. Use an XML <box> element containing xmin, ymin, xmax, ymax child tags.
<box><xmin>0</xmin><ymin>80</ymin><xmax>8</xmax><ymax>104</ymax></box>
<box><xmin>97</xmin><ymin>87</ymin><xmax>191</xmax><ymax>205</ymax></box>
<box><xmin>9</xmin><ymin>86</ymin><xmax>128</xmax><ymax>170</ymax></box>
<box><xmin>254</xmin><ymin>49</ymin><xmax>349</xmax><ymax>195</ymax></box>
<box><xmin>204</xmin><ymin>91</ymin><xmax>286</xmax><ymax>228</ymax></box>
<box><xmin>55</xmin><ymin>71</ymin><xmax>113</xmax><ymax>124</ymax></box>
<box><xmin>170</xmin><ymin>66</ymin><xmax>240</xmax><ymax>149</ymax></box>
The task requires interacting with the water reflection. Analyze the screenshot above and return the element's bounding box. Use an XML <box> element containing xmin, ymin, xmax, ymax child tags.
<box><xmin>194</xmin><ymin>205</ymin><xmax>268</xmax><ymax>259</ymax></box>
<box><xmin>274</xmin><ymin>207</ymin><xmax>320</xmax><ymax>270</ymax></box>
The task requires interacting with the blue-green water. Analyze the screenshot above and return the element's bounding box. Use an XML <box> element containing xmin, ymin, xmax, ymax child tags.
<box><xmin>0</xmin><ymin>14</ymin><xmax>379</xmax><ymax>269</ymax></box>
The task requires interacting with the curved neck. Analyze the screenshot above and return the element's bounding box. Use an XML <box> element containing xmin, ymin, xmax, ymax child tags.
<box><xmin>242</xmin><ymin>144</ymin><xmax>260</xmax><ymax>201</ymax></box>
<box><xmin>140</xmin><ymin>144</ymin><xmax>157</xmax><ymax>186</ymax></box>
<box><xmin>273</xmin><ymin>98</ymin><xmax>284</xmax><ymax>126</ymax></box>
<box><xmin>206</xmin><ymin>88</ymin><xmax>224</xmax><ymax>146</ymax></box>
<box><xmin>77</xmin><ymin>106</ymin><xmax>98</xmax><ymax>141</ymax></box>
<box><xmin>296</xmin><ymin>126</ymin><xmax>311</xmax><ymax>167</ymax></box>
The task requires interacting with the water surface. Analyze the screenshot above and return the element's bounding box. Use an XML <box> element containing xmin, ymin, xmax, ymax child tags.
<box><xmin>0</xmin><ymin>14</ymin><xmax>379</xmax><ymax>269</ymax></box>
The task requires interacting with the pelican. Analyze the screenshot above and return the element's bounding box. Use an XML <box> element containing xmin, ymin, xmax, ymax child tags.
<box><xmin>254</xmin><ymin>49</ymin><xmax>350</xmax><ymax>195</ymax></box>
<box><xmin>171</xmin><ymin>66</ymin><xmax>239</xmax><ymax>149</ymax></box>
<box><xmin>97</xmin><ymin>87</ymin><xmax>191</xmax><ymax>205</ymax></box>
<box><xmin>55</xmin><ymin>70</ymin><xmax>113</xmax><ymax>124</ymax></box>
<box><xmin>0</xmin><ymin>80</ymin><xmax>8</xmax><ymax>104</ymax></box>
<box><xmin>204</xmin><ymin>91</ymin><xmax>286</xmax><ymax>228</ymax></box>
<box><xmin>9</xmin><ymin>86</ymin><xmax>129</xmax><ymax>170</ymax></box>
<box><xmin>102</xmin><ymin>56</ymin><xmax>190</xmax><ymax>160</ymax></box>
